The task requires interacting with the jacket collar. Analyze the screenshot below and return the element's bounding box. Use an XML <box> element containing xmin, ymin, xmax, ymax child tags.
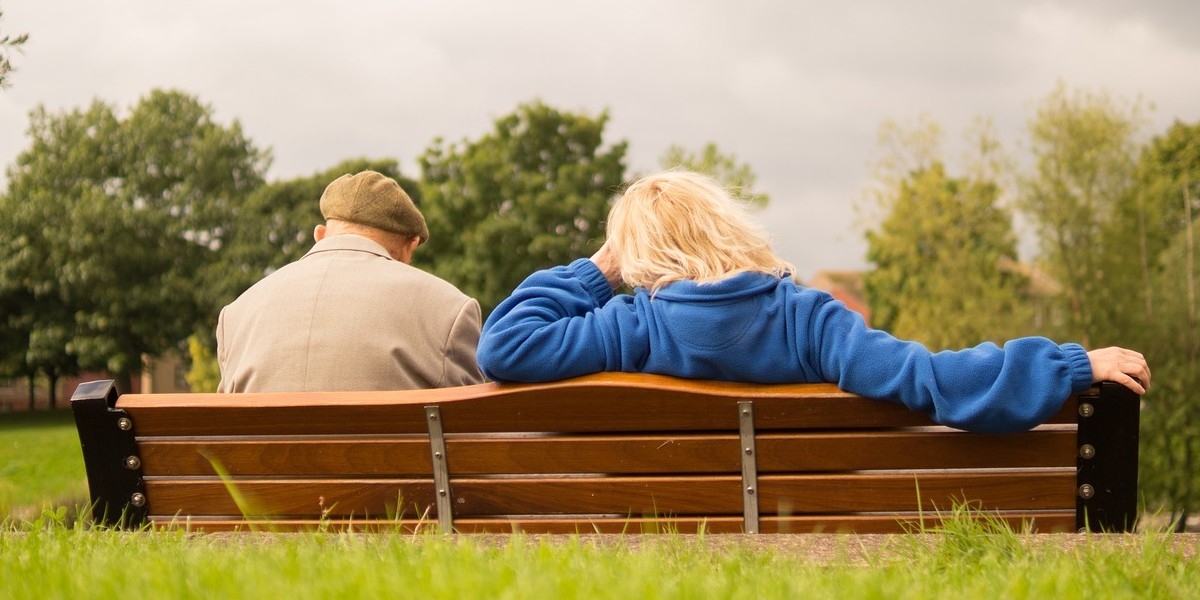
<box><xmin>302</xmin><ymin>234</ymin><xmax>393</xmax><ymax>261</ymax></box>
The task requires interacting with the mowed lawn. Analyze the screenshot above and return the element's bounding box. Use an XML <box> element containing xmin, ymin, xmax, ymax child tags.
<box><xmin>0</xmin><ymin>409</ymin><xmax>89</xmax><ymax>518</ymax></box>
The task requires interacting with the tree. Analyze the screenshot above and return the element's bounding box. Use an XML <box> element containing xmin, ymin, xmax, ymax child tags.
<box><xmin>0</xmin><ymin>90</ymin><xmax>269</xmax><ymax>393</ymax></box>
<box><xmin>0</xmin><ymin>287</ymin><xmax>41</xmax><ymax>407</ymax></box>
<box><xmin>863</xmin><ymin>117</ymin><xmax>1032</xmax><ymax>350</ymax></box>
<box><xmin>183</xmin><ymin>334</ymin><xmax>220</xmax><ymax>393</ymax></box>
<box><xmin>1019</xmin><ymin>88</ymin><xmax>1197</xmax><ymax>529</ymax></box>
<box><xmin>1143</xmin><ymin>219</ymin><xmax>1200</xmax><ymax>532</ymax></box>
<box><xmin>1127</xmin><ymin>121</ymin><xmax>1200</xmax><ymax>531</ymax></box>
<box><xmin>415</xmin><ymin>101</ymin><xmax>628</xmax><ymax>315</ymax></box>
<box><xmin>0</xmin><ymin>8</ymin><xmax>28</xmax><ymax>89</ymax></box>
<box><xmin>1116</xmin><ymin>121</ymin><xmax>1200</xmax><ymax>334</ymax></box>
<box><xmin>1017</xmin><ymin>84</ymin><xmax>1146</xmax><ymax>346</ymax></box>
<box><xmin>659</xmin><ymin>142</ymin><xmax>769</xmax><ymax>207</ymax></box>
<box><xmin>0</xmin><ymin>101</ymin><xmax>120</xmax><ymax>400</ymax></box>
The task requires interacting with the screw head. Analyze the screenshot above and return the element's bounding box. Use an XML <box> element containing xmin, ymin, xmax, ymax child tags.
<box><xmin>1078</xmin><ymin>484</ymin><xmax>1095</xmax><ymax>499</ymax></box>
<box><xmin>124</xmin><ymin>455</ymin><xmax>141</xmax><ymax>470</ymax></box>
<box><xmin>1079</xmin><ymin>444</ymin><xmax>1096</xmax><ymax>459</ymax></box>
<box><xmin>130</xmin><ymin>492</ymin><xmax>146</xmax><ymax>507</ymax></box>
<box><xmin>117</xmin><ymin>417</ymin><xmax>132</xmax><ymax>431</ymax></box>
<box><xmin>1078</xmin><ymin>403</ymin><xmax>1095</xmax><ymax>418</ymax></box>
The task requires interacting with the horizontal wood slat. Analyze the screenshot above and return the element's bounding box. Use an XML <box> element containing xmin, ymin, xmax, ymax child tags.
<box><xmin>449</xmin><ymin>472</ymin><xmax>1075</xmax><ymax>516</ymax></box>
<box><xmin>144</xmin><ymin>479</ymin><xmax>439</xmax><ymax>519</ymax></box>
<box><xmin>145</xmin><ymin>512</ymin><xmax>1078</xmax><ymax>534</ymax></box>
<box><xmin>143</xmin><ymin>471</ymin><xmax>1074</xmax><ymax>521</ymax></box>
<box><xmin>136</xmin><ymin>428</ymin><xmax>1076</xmax><ymax>477</ymax></box>
<box><xmin>449</xmin><ymin>512</ymin><xmax>1079</xmax><ymax>534</ymax></box>
<box><xmin>114</xmin><ymin>372</ymin><xmax>1076</xmax><ymax>436</ymax></box>
<box><xmin>138</xmin><ymin>438</ymin><xmax>433</xmax><ymax>477</ymax></box>
<box><xmin>756</xmin><ymin>429</ymin><xmax>1075</xmax><ymax>471</ymax></box>
<box><xmin>757</xmin><ymin>472</ymin><xmax>1075</xmax><ymax>512</ymax></box>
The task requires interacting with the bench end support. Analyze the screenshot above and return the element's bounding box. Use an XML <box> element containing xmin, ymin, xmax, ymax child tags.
<box><xmin>70</xmin><ymin>380</ymin><xmax>147</xmax><ymax>529</ymax></box>
<box><xmin>1076</xmin><ymin>382</ymin><xmax>1140</xmax><ymax>533</ymax></box>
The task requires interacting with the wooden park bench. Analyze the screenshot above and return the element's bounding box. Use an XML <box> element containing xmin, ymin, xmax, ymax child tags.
<box><xmin>70</xmin><ymin>373</ymin><xmax>1140</xmax><ymax>534</ymax></box>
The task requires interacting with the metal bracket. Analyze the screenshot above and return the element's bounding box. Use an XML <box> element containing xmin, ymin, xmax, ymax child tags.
<box><xmin>1075</xmin><ymin>382</ymin><xmax>1140</xmax><ymax>532</ymax></box>
<box><xmin>738</xmin><ymin>401</ymin><xmax>761</xmax><ymax>534</ymax></box>
<box><xmin>70</xmin><ymin>380</ymin><xmax>147</xmax><ymax>529</ymax></box>
<box><xmin>425</xmin><ymin>406</ymin><xmax>453</xmax><ymax>533</ymax></box>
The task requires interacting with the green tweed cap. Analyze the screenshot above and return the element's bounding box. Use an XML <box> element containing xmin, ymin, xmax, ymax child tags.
<box><xmin>319</xmin><ymin>171</ymin><xmax>429</xmax><ymax>244</ymax></box>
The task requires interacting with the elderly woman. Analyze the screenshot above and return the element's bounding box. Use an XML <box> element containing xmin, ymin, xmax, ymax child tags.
<box><xmin>476</xmin><ymin>170</ymin><xmax>1150</xmax><ymax>433</ymax></box>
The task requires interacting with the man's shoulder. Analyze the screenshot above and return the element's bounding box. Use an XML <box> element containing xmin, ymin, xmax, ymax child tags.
<box><xmin>396</xmin><ymin>265</ymin><xmax>475</xmax><ymax>304</ymax></box>
<box><xmin>223</xmin><ymin>248</ymin><xmax>477</xmax><ymax>311</ymax></box>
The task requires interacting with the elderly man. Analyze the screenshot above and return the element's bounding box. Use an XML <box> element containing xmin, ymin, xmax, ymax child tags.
<box><xmin>217</xmin><ymin>170</ymin><xmax>484</xmax><ymax>392</ymax></box>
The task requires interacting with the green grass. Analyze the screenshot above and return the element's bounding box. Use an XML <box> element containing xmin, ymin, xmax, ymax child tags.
<box><xmin>0</xmin><ymin>410</ymin><xmax>88</xmax><ymax>518</ymax></box>
<box><xmin>0</xmin><ymin>515</ymin><xmax>1196</xmax><ymax>599</ymax></box>
<box><xmin>2</xmin><ymin>410</ymin><xmax>1197</xmax><ymax>599</ymax></box>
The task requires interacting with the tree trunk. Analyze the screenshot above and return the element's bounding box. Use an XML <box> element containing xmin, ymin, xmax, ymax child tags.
<box><xmin>114</xmin><ymin>371</ymin><xmax>134</xmax><ymax>395</ymax></box>
<box><xmin>26</xmin><ymin>373</ymin><xmax>35</xmax><ymax>411</ymax></box>
<box><xmin>47</xmin><ymin>372</ymin><xmax>59</xmax><ymax>410</ymax></box>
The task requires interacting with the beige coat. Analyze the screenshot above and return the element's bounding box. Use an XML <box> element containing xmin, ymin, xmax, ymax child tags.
<box><xmin>217</xmin><ymin>234</ymin><xmax>484</xmax><ymax>392</ymax></box>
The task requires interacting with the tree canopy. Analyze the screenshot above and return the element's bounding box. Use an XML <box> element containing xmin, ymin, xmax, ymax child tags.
<box><xmin>0</xmin><ymin>89</ymin><xmax>269</xmax><ymax>393</ymax></box>
<box><xmin>1018</xmin><ymin>84</ymin><xmax>1145</xmax><ymax>346</ymax></box>
<box><xmin>0</xmin><ymin>9</ymin><xmax>28</xmax><ymax>89</ymax></box>
<box><xmin>863</xmin><ymin>118</ymin><xmax>1031</xmax><ymax>350</ymax></box>
<box><xmin>415</xmin><ymin>100</ymin><xmax>628</xmax><ymax>315</ymax></box>
<box><xmin>1121</xmin><ymin>120</ymin><xmax>1200</xmax><ymax>531</ymax></box>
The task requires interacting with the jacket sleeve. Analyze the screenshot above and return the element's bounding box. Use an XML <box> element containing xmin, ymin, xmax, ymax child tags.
<box><xmin>803</xmin><ymin>293</ymin><xmax>1094</xmax><ymax>433</ymax></box>
<box><xmin>440</xmin><ymin>297</ymin><xmax>486</xmax><ymax>386</ymax></box>
<box><xmin>477</xmin><ymin>259</ymin><xmax>647</xmax><ymax>382</ymax></box>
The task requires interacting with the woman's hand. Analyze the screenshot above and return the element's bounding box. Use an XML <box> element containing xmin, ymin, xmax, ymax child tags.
<box><xmin>1087</xmin><ymin>347</ymin><xmax>1151</xmax><ymax>395</ymax></box>
<box><xmin>590</xmin><ymin>240</ymin><xmax>624</xmax><ymax>291</ymax></box>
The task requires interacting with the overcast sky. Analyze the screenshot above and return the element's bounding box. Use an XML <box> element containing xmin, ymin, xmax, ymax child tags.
<box><xmin>2</xmin><ymin>1</ymin><xmax>1198</xmax><ymax>280</ymax></box>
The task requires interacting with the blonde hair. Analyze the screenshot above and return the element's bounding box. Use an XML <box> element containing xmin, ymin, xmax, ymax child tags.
<box><xmin>606</xmin><ymin>170</ymin><xmax>794</xmax><ymax>292</ymax></box>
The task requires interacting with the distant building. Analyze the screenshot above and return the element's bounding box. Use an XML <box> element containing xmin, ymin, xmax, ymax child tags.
<box><xmin>803</xmin><ymin>259</ymin><xmax>1063</xmax><ymax>334</ymax></box>
<box><xmin>0</xmin><ymin>351</ymin><xmax>189</xmax><ymax>412</ymax></box>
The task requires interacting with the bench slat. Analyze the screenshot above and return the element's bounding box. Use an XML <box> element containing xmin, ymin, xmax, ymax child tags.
<box><xmin>114</xmin><ymin>374</ymin><xmax>1073</xmax><ymax>436</ymax></box>
<box><xmin>138</xmin><ymin>429</ymin><xmax>1075</xmax><ymax>477</ymax></box>
<box><xmin>142</xmin><ymin>471</ymin><xmax>1073</xmax><ymax>520</ymax></box>
<box><xmin>452</xmin><ymin>472</ymin><xmax>1074</xmax><ymax>515</ymax></box>
<box><xmin>146</xmin><ymin>512</ymin><xmax>1078</xmax><ymax>534</ymax></box>
<box><xmin>757</xmin><ymin>429</ymin><xmax>1074</xmax><ymax>471</ymax></box>
<box><xmin>451</xmin><ymin>512</ymin><xmax>1080</xmax><ymax>534</ymax></box>
<box><xmin>143</xmin><ymin>478</ymin><xmax>439</xmax><ymax>519</ymax></box>
<box><xmin>139</xmin><ymin>438</ymin><xmax>433</xmax><ymax>477</ymax></box>
<box><xmin>120</xmin><ymin>396</ymin><xmax>1074</xmax><ymax>436</ymax></box>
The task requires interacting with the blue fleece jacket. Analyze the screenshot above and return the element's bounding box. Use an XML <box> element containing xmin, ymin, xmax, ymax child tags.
<box><xmin>477</xmin><ymin>259</ymin><xmax>1095</xmax><ymax>433</ymax></box>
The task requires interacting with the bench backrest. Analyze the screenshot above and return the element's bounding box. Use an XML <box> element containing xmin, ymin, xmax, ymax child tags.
<box><xmin>70</xmin><ymin>373</ymin><xmax>1140</xmax><ymax>533</ymax></box>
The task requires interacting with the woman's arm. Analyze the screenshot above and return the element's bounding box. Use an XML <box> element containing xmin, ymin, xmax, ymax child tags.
<box><xmin>476</xmin><ymin>258</ymin><xmax>647</xmax><ymax>382</ymax></box>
